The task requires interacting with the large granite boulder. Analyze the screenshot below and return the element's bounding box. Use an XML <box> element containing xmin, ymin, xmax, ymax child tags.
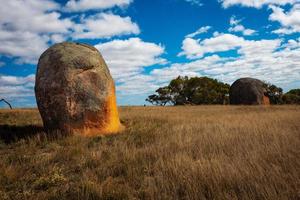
<box><xmin>35</xmin><ymin>42</ymin><xmax>122</xmax><ymax>136</ymax></box>
<box><xmin>229</xmin><ymin>78</ymin><xmax>270</xmax><ymax>105</ymax></box>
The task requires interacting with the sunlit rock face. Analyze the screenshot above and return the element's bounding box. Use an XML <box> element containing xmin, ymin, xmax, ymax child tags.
<box><xmin>229</xmin><ymin>78</ymin><xmax>270</xmax><ymax>105</ymax></box>
<box><xmin>35</xmin><ymin>42</ymin><xmax>122</xmax><ymax>136</ymax></box>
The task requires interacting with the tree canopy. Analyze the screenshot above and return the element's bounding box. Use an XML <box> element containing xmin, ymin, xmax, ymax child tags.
<box><xmin>146</xmin><ymin>76</ymin><xmax>230</xmax><ymax>106</ymax></box>
<box><xmin>264</xmin><ymin>83</ymin><xmax>283</xmax><ymax>104</ymax></box>
<box><xmin>282</xmin><ymin>89</ymin><xmax>300</xmax><ymax>104</ymax></box>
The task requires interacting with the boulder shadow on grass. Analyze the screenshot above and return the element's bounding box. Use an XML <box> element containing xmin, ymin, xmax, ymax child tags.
<box><xmin>0</xmin><ymin>125</ymin><xmax>45</xmax><ymax>144</ymax></box>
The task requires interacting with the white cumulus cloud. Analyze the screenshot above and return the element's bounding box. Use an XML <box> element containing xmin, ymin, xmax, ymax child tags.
<box><xmin>72</xmin><ymin>13</ymin><xmax>140</xmax><ymax>39</ymax></box>
<box><xmin>0</xmin><ymin>0</ymin><xmax>72</xmax><ymax>34</ymax></box>
<box><xmin>186</xmin><ymin>26</ymin><xmax>211</xmax><ymax>38</ymax></box>
<box><xmin>269</xmin><ymin>4</ymin><xmax>300</xmax><ymax>34</ymax></box>
<box><xmin>179</xmin><ymin>33</ymin><xmax>245</xmax><ymax>59</ymax></box>
<box><xmin>220</xmin><ymin>0</ymin><xmax>298</xmax><ymax>8</ymax></box>
<box><xmin>95</xmin><ymin>38</ymin><xmax>166</xmax><ymax>80</ymax></box>
<box><xmin>0</xmin><ymin>0</ymin><xmax>73</xmax><ymax>63</ymax></box>
<box><xmin>228</xmin><ymin>16</ymin><xmax>256</xmax><ymax>36</ymax></box>
<box><xmin>0</xmin><ymin>1</ymin><xmax>141</xmax><ymax>64</ymax></box>
<box><xmin>95</xmin><ymin>38</ymin><xmax>167</xmax><ymax>97</ymax></box>
<box><xmin>65</xmin><ymin>0</ymin><xmax>132</xmax><ymax>12</ymax></box>
<box><xmin>0</xmin><ymin>74</ymin><xmax>35</xmax><ymax>99</ymax></box>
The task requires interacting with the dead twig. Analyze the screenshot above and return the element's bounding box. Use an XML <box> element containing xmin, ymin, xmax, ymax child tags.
<box><xmin>0</xmin><ymin>98</ymin><xmax>12</xmax><ymax>109</ymax></box>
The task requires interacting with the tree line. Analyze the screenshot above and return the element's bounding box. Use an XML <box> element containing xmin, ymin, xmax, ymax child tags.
<box><xmin>146</xmin><ymin>76</ymin><xmax>300</xmax><ymax>106</ymax></box>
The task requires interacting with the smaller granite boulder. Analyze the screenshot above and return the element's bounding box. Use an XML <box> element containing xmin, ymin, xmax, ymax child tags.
<box><xmin>229</xmin><ymin>78</ymin><xmax>270</xmax><ymax>105</ymax></box>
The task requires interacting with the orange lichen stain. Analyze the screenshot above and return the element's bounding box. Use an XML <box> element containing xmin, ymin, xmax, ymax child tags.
<box><xmin>100</xmin><ymin>84</ymin><xmax>124</xmax><ymax>134</ymax></box>
<box><xmin>262</xmin><ymin>95</ymin><xmax>270</xmax><ymax>105</ymax></box>
<box><xmin>80</xmin><ymin>83</ymin><xmax>124</xmax><ymax>136</ymax></box>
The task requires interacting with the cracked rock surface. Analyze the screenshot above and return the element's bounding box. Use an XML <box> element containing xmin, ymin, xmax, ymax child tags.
<box><xmin>35</xmin><ymin>42</ymin><xmax>122</xmax><ymax>136</ymax></box>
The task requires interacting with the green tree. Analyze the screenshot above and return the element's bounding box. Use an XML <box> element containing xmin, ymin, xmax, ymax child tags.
<box><xmin>286</xmin><ymin>89</ymin><xmax>300</xmax><ymax>96</ymax></box>
<box><xmin>185</xmin><ymin>77</ymin><xmax>230</xmax><ymax>105</ymax></box>
<box><xmin>264</xmin><ymin>83</ymin><xmax>283</xmax><ymax>104</ymax></box>
<box><xmin>146</xmin><ymin>76</ymin><xmax>230</xmax><ymax>106</ymax></box>
<box><xmin>146</xmin><ymin>86</ymin><xmax>172</xmax><ymax>106</ymax></box>
<box><xmin>282</xmin><ymin>89</ymin><xmax>300</xmax><ymax>104</ymax></box>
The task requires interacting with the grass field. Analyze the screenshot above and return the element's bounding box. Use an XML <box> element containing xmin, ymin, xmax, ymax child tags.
<box><xmin>0</xmin><ymin>106</ymin><xmax>299</xmax><ymax>200</ymax></box>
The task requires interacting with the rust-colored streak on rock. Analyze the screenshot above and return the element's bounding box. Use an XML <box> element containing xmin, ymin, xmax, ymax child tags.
<box><xmin>102</xmin><ymin>84</ymin><xmax>124</xmax><ymax>134</ymax></box>
<box><xmin>262</xmin><ymin>95</ymin><xmax>270</xmax><ymax>105</ymax></box>
<box><xmin>80</xmin><ymin>84</ymin><xmax>123</xmax><ymax>136</ymax></box>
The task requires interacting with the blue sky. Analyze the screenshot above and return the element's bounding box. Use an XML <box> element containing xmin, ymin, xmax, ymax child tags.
<box><xmin>0</xmin><ymin>0</ymin><xmax>300</xmax><ymax>107</ymax></box>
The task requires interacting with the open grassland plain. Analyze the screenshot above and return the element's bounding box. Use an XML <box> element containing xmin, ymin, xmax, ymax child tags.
<box><xmin>0</xmin><ymin>106</ymin><xmax>299</xmax><ymax>200</ymax></box>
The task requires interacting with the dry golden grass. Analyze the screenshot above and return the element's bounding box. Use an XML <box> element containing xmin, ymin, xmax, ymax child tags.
<box><xmin>0</xmin><ymin>106</ymin><xmax>299</xmax><ymax>200</ymax></box>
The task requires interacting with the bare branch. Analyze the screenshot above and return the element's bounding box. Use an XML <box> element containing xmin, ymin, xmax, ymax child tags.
<box><xmin>0</xmin><ymin>98</ymin><xmax>12</xmax><ymax>109</ymax></box>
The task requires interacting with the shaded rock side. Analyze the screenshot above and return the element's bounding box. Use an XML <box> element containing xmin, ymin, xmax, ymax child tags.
<box><xmin>229</xmin><ymin>78</ymin><xmax>270</xmax><ymax>105</ymax></box>
<box><xmin>35</xmin><ymin>42</ymin><xmax>122</xmax><ymax>136</ymax></box>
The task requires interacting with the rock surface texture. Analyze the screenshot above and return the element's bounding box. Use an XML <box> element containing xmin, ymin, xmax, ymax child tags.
<box><xmin>35</xmin><ymin>42</ymin><xmax>122</xmax><ymax>136</ymax></box>
<box><xmin>229</xmin><ymin>78</ymin><xmax>270</xmax><ymax>105</ymax></box>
